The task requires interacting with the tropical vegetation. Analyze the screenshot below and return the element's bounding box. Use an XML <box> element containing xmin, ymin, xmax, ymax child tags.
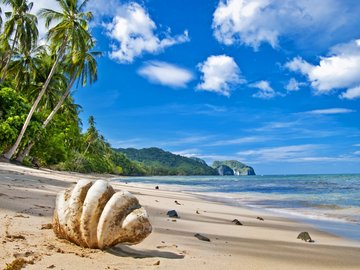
<box><xmin>115</xmin><ymin>147</ymin><xmax>218</xmax><ymax>175</ymax></box>
<box><xmin>0</xmin><ymin>0</ymin><xmax>145</xmax><ymax>175</ymax></box>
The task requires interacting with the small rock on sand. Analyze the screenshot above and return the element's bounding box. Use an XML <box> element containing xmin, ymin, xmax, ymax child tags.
<box><xmin>194</xmin><ymin>233</ymin><xmax>210</xmax><ymax>242</ymax></box>
<box><xmin>232</xmin><ymin>219</ymin><xmax>243</xmax><ymax>225</ymax></box>
<box><xmin>174</xmin><ymin>200</ymin><xmax>181</xmax><ymax>205</ymax></box>
<box><xmin>297</xmin><ymin>232</ymin><xmax>313</xmax><ymax>242</ymax></box>
<box><xmin>256</xmin><ymin>216</ymin><xmax>264</xmax><ymax>221</ymax></box>
<box><xmin>154</xmin><ymin>260</ymin><xmax>160</xmax><ymax>265</ymax></box>
<box><xmin>167</xmin><ymin>210</ymin><xmax>179</xmax><ymax>218</ymax></box>
<box><xmin>155</xmin><ymin>186</ymin><xmax>159</xmax><ymax>190</ymax></box>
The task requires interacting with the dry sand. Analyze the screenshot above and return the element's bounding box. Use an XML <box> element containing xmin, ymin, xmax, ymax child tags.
<box><xmin>1</xmin><ymin>162</ymin><xmax>359</xmax><ymax>270</ymax></box>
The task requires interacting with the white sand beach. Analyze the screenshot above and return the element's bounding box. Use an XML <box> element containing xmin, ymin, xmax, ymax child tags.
<box><xmin>1</xmin><ymin>162</ymin><xmax>360</xmax><ymax>270</ymax></box>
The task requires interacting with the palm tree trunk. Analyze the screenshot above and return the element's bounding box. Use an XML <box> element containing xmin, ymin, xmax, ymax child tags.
<box><xmin>15</xmin><ymin>74</ymin><xmax>77</xmax><ymax>162</ymax></box>
<box><xmin>43</xmin><ymin>74</ymin><xmax>77</xmax><ymax>128</ymax></box>
<box><xmin>83</xmin><ymin>142</ymin><xmax>91</xmax><ymax>156</ymax></box>
<box><xmin>1</xmin><ymin>28</ymin><xmax>18</xmax><ymax>82</ymax></box>
<box><xmin>16</xmin><ymin>141</ymin><xmax>35</xmax><ymax>163</ymax></box>
<box><xmin>3</xmin><ymin>40</ymin><xmax>67</xmax><ymax>160</ymax></box>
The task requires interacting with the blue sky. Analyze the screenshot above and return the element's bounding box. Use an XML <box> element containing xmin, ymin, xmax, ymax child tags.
<box><xmin>20</xmin><ymin>0</ymin><xmax>360</xmax><ymax>174</ymax></box>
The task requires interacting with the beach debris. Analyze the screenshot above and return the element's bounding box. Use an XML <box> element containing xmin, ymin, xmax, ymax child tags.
<box><xmin>194</xmin><ymin>233</ymin><xmax>211</xmax><ymax>242</ymax></box>
<box><xmin>41</xmin><ymin>223</ymin><xmax>53</xmax><ymax>230</ymax></box>
<box><xmin>14</xmin><ymin>214</ymin><xmax>29</xmax><ymax>218</ymax></box>
<box><xmin>155</xmin><ymin>186</ymin><xmax>159</xmax><ymax>190</ymax></box>
<box><xmin>53</xmin><ymin>179</ymin><xmax>152</xmax><ymax>249</ymax></box>
<box><xmin>256</xmin><ymin>216</ymin><xmax>264</xmax><ymax>221</ymax></box>
<box><xmin>6</xmin><ymin>234</ymin><xmax>26</xmax><ymax>241</ymax></box>
<box><xmin>196</xmin><ymin>210</ymin><xmax>200</xmax><ymax>214</ymax></box>
<box><xmin>3</xmin><ymin>258</ymin><xmax>27</xmax><ymax>270</ymax></box>
<box><xmin>297</xmin><ymin>232</ymin><xmax>313</xmax><ymax>242</ymax></box>
<box><xmin>167</xmin><ymin>210</ymin><xmax>179</xmax><ymax>218</ymax></box>
<box><xmin>47</xmin><ymin>265</ymin><xmax>56</xmax><ymax>269</ymax></box>
<box><xmin>174</xmin><ymin>200</ymin><xmax>181</xmax><ymax>205</ymax></box>
<box><xmin>154</xmin><ymin>260</ymin><xmax>160</xmax><ymax>265</ymax></box>
<box><xmin>232</xmin><ymin>219</ymin><xmax>243</xmax><ymax>225</ymax></box>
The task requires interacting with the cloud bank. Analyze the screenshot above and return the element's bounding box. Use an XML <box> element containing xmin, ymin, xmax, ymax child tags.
<box><xmin>286</xmin><ymin>39</ymin><xmax>360</xmax><ymax>99</ymax></box>
<box><xmin>212</xmin><ymin>0</ymin><xmax>360</xmax><ymax>50</ymax></box>
<box><xmin>104</xmin><ymin>2</ymin><xmax>189</xmax><ymax>63</ymax></box>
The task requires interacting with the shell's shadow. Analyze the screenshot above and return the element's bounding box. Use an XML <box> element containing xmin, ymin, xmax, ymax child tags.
<box><xmin>107</xmin><ymin>245</ymin><xmax>184</xmax><ymax>259</ymax></box>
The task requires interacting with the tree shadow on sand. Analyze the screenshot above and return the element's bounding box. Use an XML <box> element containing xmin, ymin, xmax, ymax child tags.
<box><xmin>107</xmin><ymin>245</ymin><xmax>184</xmax><ymax>259</ymax></box>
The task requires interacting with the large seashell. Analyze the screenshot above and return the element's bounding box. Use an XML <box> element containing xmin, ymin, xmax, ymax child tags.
<box><xmin>53</xmin><ymin>180</ymin><xmax>152</xmax><ymax>249</ymax></box>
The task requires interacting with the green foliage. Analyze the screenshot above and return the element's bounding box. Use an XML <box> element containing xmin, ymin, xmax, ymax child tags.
<box><xmin>0</xmin><ymin>87</ymin><xmax>42</xmax><ymax>152</ymax></box>
<box><xmin>115</xmin><ymin>147</ymin><xmax>218</xmax><ymax>176</ymax></box>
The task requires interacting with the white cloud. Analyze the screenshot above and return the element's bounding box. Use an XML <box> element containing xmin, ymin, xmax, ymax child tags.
<box><xmin>354</xmin><ymin>151</ymin><xmax>360</xmax><ymax>155</ymax></box>
<box><xmin>212</xmin><ymin>0</ymin><xmax>360</xmax><ymax>50</ymax></box>
<box><xmin>237</xmin><ymin>144</ymin><xmax>320</xmax><ymax>161</ymax></box>
<box><xmin>104</xmin><ymin>2</ymin><xmax>189</xmax><ymax>63</ymax></box>
<box><xmin>304</xmin><ymin>108</ymin><xmax>356</xmax><ymax>115</ymax></box>
<box><xmin>138</xmin><ymin>61</ymin><xmax>193</xmax><ymax>88</ymax></box>
<box><xmin>249</xmin><ymin>80</ymin><xmax>279</xmax><ymax>99</ymax></box>
<box><xmin>172</xmin><ymin>149</ymin><xmax>201</xmax><ymax>158</ymax></box>
<box><xmin>339</xmin><ymin>86</ymin><xmax>360</xmax><ymax>100</ymax></box>
<box><xmin>197</xmin><ymin>55</ymin><xmax>244</xmax><ymax>96</ymax></box>
<box><xmin>207</xmin><ymin>136</ymin><xmax>268</xmax><ymax>146</ymax></box>
<box><xmin>286</xmin><ymin>39</ymin><xmax>360</xmax><ymax>96</ymax></box>
<box><xmin>285</xmin><ymin>78</ymin><xmax>306</xmax><ymax>91</ymax></box>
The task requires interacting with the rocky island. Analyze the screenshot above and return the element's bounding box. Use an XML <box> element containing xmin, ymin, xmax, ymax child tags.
<box><xmin>212</xmin><ymin>160</ymin><xmax>256</xmax><ymax>176</ymax></box>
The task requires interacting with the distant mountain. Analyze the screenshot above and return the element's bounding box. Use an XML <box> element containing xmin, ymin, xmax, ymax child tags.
<box><xmin>189</xmin><ymin>157</ymin><xmax>207</xmax><ymax>165</ymax></box>
<box><xmin>212</xmin><ymin>160</ymin><xmax>256</xmax><ymax>175</ymax></box>
<box><xmin>114</xmin><ymin>147</ymin><xmax>218</xmax><ymax>176</ymax></box>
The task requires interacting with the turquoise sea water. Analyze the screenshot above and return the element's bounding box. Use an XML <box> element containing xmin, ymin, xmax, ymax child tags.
<box><xmin>115</xmin><ymin>174</ymin><xmax>360</xmax><ymax>242</ymax></box>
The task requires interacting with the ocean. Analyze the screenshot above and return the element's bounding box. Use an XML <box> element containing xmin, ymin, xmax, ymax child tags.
<box><xmin>114</xmin><ymin>174</ymin><xmax>360</xmax><ymax>242</ymax></box>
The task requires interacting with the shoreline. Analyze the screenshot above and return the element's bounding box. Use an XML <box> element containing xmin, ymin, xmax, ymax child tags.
<box><xmin>1</xmin><ymin>163</ymin><xmax>360</xmax><ymax>269</ymax></box>
<box><xmin>113</xmin><ymin>175</ymin><xmax>360</xmax><ymax>244</ymax></box>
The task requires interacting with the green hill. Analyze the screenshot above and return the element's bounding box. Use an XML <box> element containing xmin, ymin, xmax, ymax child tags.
<box><xmin>212</xmin><ymin>160</ymin><xmax>256</xmax><ymax>175</ymax></box>
<box><xmin>115</xmin><ymin>147</ymin><xmax>217</xmax><ymax>176</ymax></box>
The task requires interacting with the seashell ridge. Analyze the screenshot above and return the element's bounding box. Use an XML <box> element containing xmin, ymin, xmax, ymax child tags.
<box><xmin>53</xmin><ymin>180</ymin><xmax>152</xmax><ymax>249</ymax></box>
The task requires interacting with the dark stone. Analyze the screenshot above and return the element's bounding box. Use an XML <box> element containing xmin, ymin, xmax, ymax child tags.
<box><xmin>297</xmin><ymin>232</ymin><xmax>313</xmax><ymax>242</ymax></box>
<box><xmin>232</xmin><ymin>219</ymin><xmax>243</xmax><ymax>225</ymax></box>
<box><xmin>167</xmin><ymin>210</ymin><xmax>179</xmax><ymax>218</ymax></box>
<box><xmin>256</xmin><ymin>216</ymin><xmax>264</xmax><ymax>221</ymax></box>
<box><xmin>194</xmin><ymin>233</ymin><xmax>210</xmax><ymax>242</ymax></box>
<box><xmin>155</xmin><ymin>186</ymin><xmax>159</xmax><ymax>190</ymax></box>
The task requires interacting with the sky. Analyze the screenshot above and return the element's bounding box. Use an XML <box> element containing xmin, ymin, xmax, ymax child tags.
<box><xmin>5</xmin><ymin>0</ymin><xmax>360</xmax><ymax>174</ymax></box>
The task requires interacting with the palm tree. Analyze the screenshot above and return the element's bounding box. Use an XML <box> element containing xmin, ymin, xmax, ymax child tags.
<box><xmin>1</xmin><ymin>0</ymin><xmax>38</xmax><ymax>81</ymax></box>
<box><xmin>3</xmin><ymin>0</ymin><xmax>93</xmax><ymax>160</ymax></box>
<box><xmin>7</xmin><ymin>44</ymin><xmax>45</xmax><ymax>92</ymax></box>
<box><xmin>16</xmin><ymin>47</ymin><xmax>100</xmax><ymax>162</ymax></box>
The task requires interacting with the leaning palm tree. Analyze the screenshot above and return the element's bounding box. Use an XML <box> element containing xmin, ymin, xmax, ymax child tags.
<box><xmin>3</xmin><ymin>0</ymin><xmax>93</xmax><ymax>160</ymax></box>
<box><xmin>16</xmin><ymin>47</ymin><xmax>100</xmax><ymax>162</ymax></box>
<box><xmin>1</xmin><ymin>0</ymin><xmax>38</xmax><ymax>81</ymax></box>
